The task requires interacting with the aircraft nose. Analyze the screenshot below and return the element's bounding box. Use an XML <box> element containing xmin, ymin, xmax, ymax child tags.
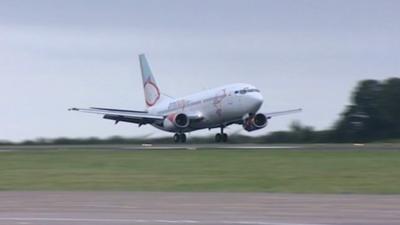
<box><xmin>248</xmin><ymin>92</ymin><xmax>263</xmax><ymax>111</ymax></box>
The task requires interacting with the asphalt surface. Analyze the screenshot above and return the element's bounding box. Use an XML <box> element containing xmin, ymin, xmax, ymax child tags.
<box><xmin>0</xmin><ymin>144</ymin><xmax>302</xmax><ymax>151</ymax></box>
<box><xmin>0</xmin><ymin>192</ymin><xmax>399</xmax><ymax>225</ymax></box>
<box><xmin>0</xmin><ymin>143</ymin><xmax>399</xmax><ymax>151</ymax></box>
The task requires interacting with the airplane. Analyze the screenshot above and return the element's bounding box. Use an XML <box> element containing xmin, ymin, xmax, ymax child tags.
<box><xmin>69</xmin><ymin>54</ymin><xmax>301</xmax><ymax>143</ymax></box>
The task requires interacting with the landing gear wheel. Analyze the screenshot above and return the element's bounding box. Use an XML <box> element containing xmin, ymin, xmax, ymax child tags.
<box><xmin>174</xmin><ymin>133</ymin><xmax>186</xmax><ymax>143</ymax></box>
<box><xmin>180</xmin><ymin>133</ymin><xmax>186</xmax><ymax>143</ymax></box>
<box><xmin>222</xmin><ymin>133</ymin><xmax>228</xmax><ymax>142</ymax></box>
<box><xmin>215</xmin><ymin>126</ymin><xmax>228</xmax><ymax>143</ymax></box>
<box><xmin>173</xmin><ymin>133</ymin><xmax>180</xmax><ymax>143</ymax></box>
<box><xmin>215</xmin><ymin>133</ymin><xmax>222</xmax><ymax>142</ymax></box>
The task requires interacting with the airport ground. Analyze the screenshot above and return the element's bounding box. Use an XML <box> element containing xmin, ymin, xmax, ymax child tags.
<box><xmin>0</xmin><ymin>144</ymin><xmax>399</xmax><ymax>225</ymax></box>
<box><xmin>0</xmin><ymin>144</ymin><xmax>399</xmax><ymax>193</ymax></box>
<box><xmin>1</xmin><ymin>191</ymin><xmax>399</xmax><ymax>225</ymax></box>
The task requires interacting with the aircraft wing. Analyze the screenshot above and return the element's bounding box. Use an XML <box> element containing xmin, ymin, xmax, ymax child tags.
<box><xmin>264</xmin><ymin>108</ymin><xmax>302</xmax><ymax>118</ymax></box>
<box><xmin>68</xmin><ymin>107</ymin><xmax>164</xmax><ymax>125</ymax></box>
<box><xmin>223</xmin><ymin>108</ymin><xmax>302</xmax><ymax>127</ymax></box>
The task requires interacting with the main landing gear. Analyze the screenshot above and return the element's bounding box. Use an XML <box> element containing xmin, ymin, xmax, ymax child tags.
<box><xmin>173</xmin><ymin>133</ymin><xmax>187</xmax><ymax>143</ymax></box>
<box><xmin>215</xmin><ymin>126</ymin><xmax>228</xmax><ymax>143</ymax></box>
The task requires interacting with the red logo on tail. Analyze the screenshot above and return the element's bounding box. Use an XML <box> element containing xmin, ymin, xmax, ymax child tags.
<box><xmin>144</xmin><ymin>80</ymin><xmax>160</xmax><ymax>107</ymax></box>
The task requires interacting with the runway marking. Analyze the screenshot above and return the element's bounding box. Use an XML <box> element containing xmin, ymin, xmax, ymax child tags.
<box><xmin>216</xmin><ymin>146</ymin><xmax>302</xmax><ymax>149</ymax></box>
<box><xmin>0</xmin><ymin>217</ymin><xmax>327</xmax><ymax>225</ymax></box>
<box><xmin>132</xmin><ymin>146</ymin><xmax>303</xmax><ymax>150</ymax></box>
<box><xmin>0</xmin><ymin>150</ymin><xmax>13</xmax><ymax>152</ymax></box>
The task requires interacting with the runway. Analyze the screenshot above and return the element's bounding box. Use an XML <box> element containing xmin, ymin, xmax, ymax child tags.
<box><xmin>1</xmin><ymin>143</ymin><xmax>399</xmax><ymax>151</ymax></box>
<box><xmin>0</xmin><ymin>192</ymin><xmax>399</xmax><ymax>225</ymax></box>
<box><xmin>0</xmin><ymin>144</ymin><xmax>303</xmax><ymax>151</ymax></box>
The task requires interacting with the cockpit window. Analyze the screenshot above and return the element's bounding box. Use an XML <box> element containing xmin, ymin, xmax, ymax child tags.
<box><xmin>235</xmin><ymin>88</ymin><xmax>260</xmax><ymax>94</ymax></box>
<box><xmin>247</xmin><ymin>88</ymin><xmax>260</xmax><ymax>93</ymax></box>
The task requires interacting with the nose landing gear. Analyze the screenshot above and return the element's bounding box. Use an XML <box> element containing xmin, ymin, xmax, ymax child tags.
<box><xmin>173</xmin><ymin>133</ymin><xmax>187</xmax><ymax>143</ymax></box>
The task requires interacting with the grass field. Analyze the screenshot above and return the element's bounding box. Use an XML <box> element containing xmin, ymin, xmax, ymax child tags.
<box><xmin>0</xmin><ymin>148</ymin><xmax>399</xmax><ymax>193</ymax></box>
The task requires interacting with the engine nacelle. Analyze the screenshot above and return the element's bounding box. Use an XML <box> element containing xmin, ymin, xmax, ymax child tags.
<box><xmin>174</xmin><ymin>113</ymin><xmax>189</xmax><ymax>128</ymax></box>
<box><xmin>163</xmin><ymin>113</ymin><xmax>190</xmax><ymax>130</ymax></box>
<box><xmin>243</xmin><ymin>113</ymin><xmax>268</xmax><ymax>131</ymax></box>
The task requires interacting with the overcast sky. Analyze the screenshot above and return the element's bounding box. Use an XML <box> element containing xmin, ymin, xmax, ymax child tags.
<box><xmin>1</xmin><ymin>0</ymin><xmax>399</xmax><ymax>141</ymax></box>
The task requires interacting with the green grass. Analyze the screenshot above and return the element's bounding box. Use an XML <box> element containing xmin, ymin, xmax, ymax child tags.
<box><xmin>0</xmin><ymin>149</ymin><xmax>399</xmax><ymax>193</ymax></box>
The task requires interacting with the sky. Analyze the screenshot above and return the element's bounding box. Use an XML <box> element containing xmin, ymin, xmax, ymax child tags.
<box><xmin>0</xmin><ymin>0</ymin><xmax>399</xmax><ymax>141</ymax></box>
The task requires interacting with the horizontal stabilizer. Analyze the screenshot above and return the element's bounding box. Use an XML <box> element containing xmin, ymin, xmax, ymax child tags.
<box><xmin>69</xmin><ymin>107</ymin><xmax>164</xmax><ymax>125</ymax></box>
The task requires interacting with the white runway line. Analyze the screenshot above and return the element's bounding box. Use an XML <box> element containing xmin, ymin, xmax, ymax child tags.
<box><xmin>135</xmin><ymin>145</ymin><xmax>303</xmax><ymax>150</ymax></box>
<box><xmin>221</xmin><ymin>146</ymin><xmax>302</xmax><ymax>149</ymax></box>
<box><xmin>0</xmin><ymin>217</ymin><xmax>327</xmax><ymax>225</ymax></box>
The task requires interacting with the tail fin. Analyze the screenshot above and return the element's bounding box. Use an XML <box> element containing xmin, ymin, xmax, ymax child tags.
<box><xmin>139</xmin><ymin>54</ymin><xmax>164</xmax><ymax>108</ymax></box>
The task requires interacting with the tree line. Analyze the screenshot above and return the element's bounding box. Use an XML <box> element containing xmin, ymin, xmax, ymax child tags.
<box><xmin>265</xmin><ymin>77</ymin><xmax>400</xmax><ymax>143</ymax></box>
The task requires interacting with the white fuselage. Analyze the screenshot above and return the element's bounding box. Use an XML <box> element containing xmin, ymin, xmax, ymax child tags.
<box><xmin>148</xmin><ymin>83</ymin><xmax>263</xmax><ymax>132</ymax></box>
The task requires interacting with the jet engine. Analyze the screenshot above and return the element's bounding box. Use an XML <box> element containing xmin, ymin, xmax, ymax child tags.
<box><xmin>243</xmin><ymin>113</ymin><xmax>268</xmax><ymax>131</ymax></box>
<box><xmin>174</xmin><ymin>113</ymin><xmax>189</xmax><ymax>128</ymax></box>
<box><xmin>163</xmin><ymin>113</ymin><xmax>190</xmax><ymax>130</ymax></box>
